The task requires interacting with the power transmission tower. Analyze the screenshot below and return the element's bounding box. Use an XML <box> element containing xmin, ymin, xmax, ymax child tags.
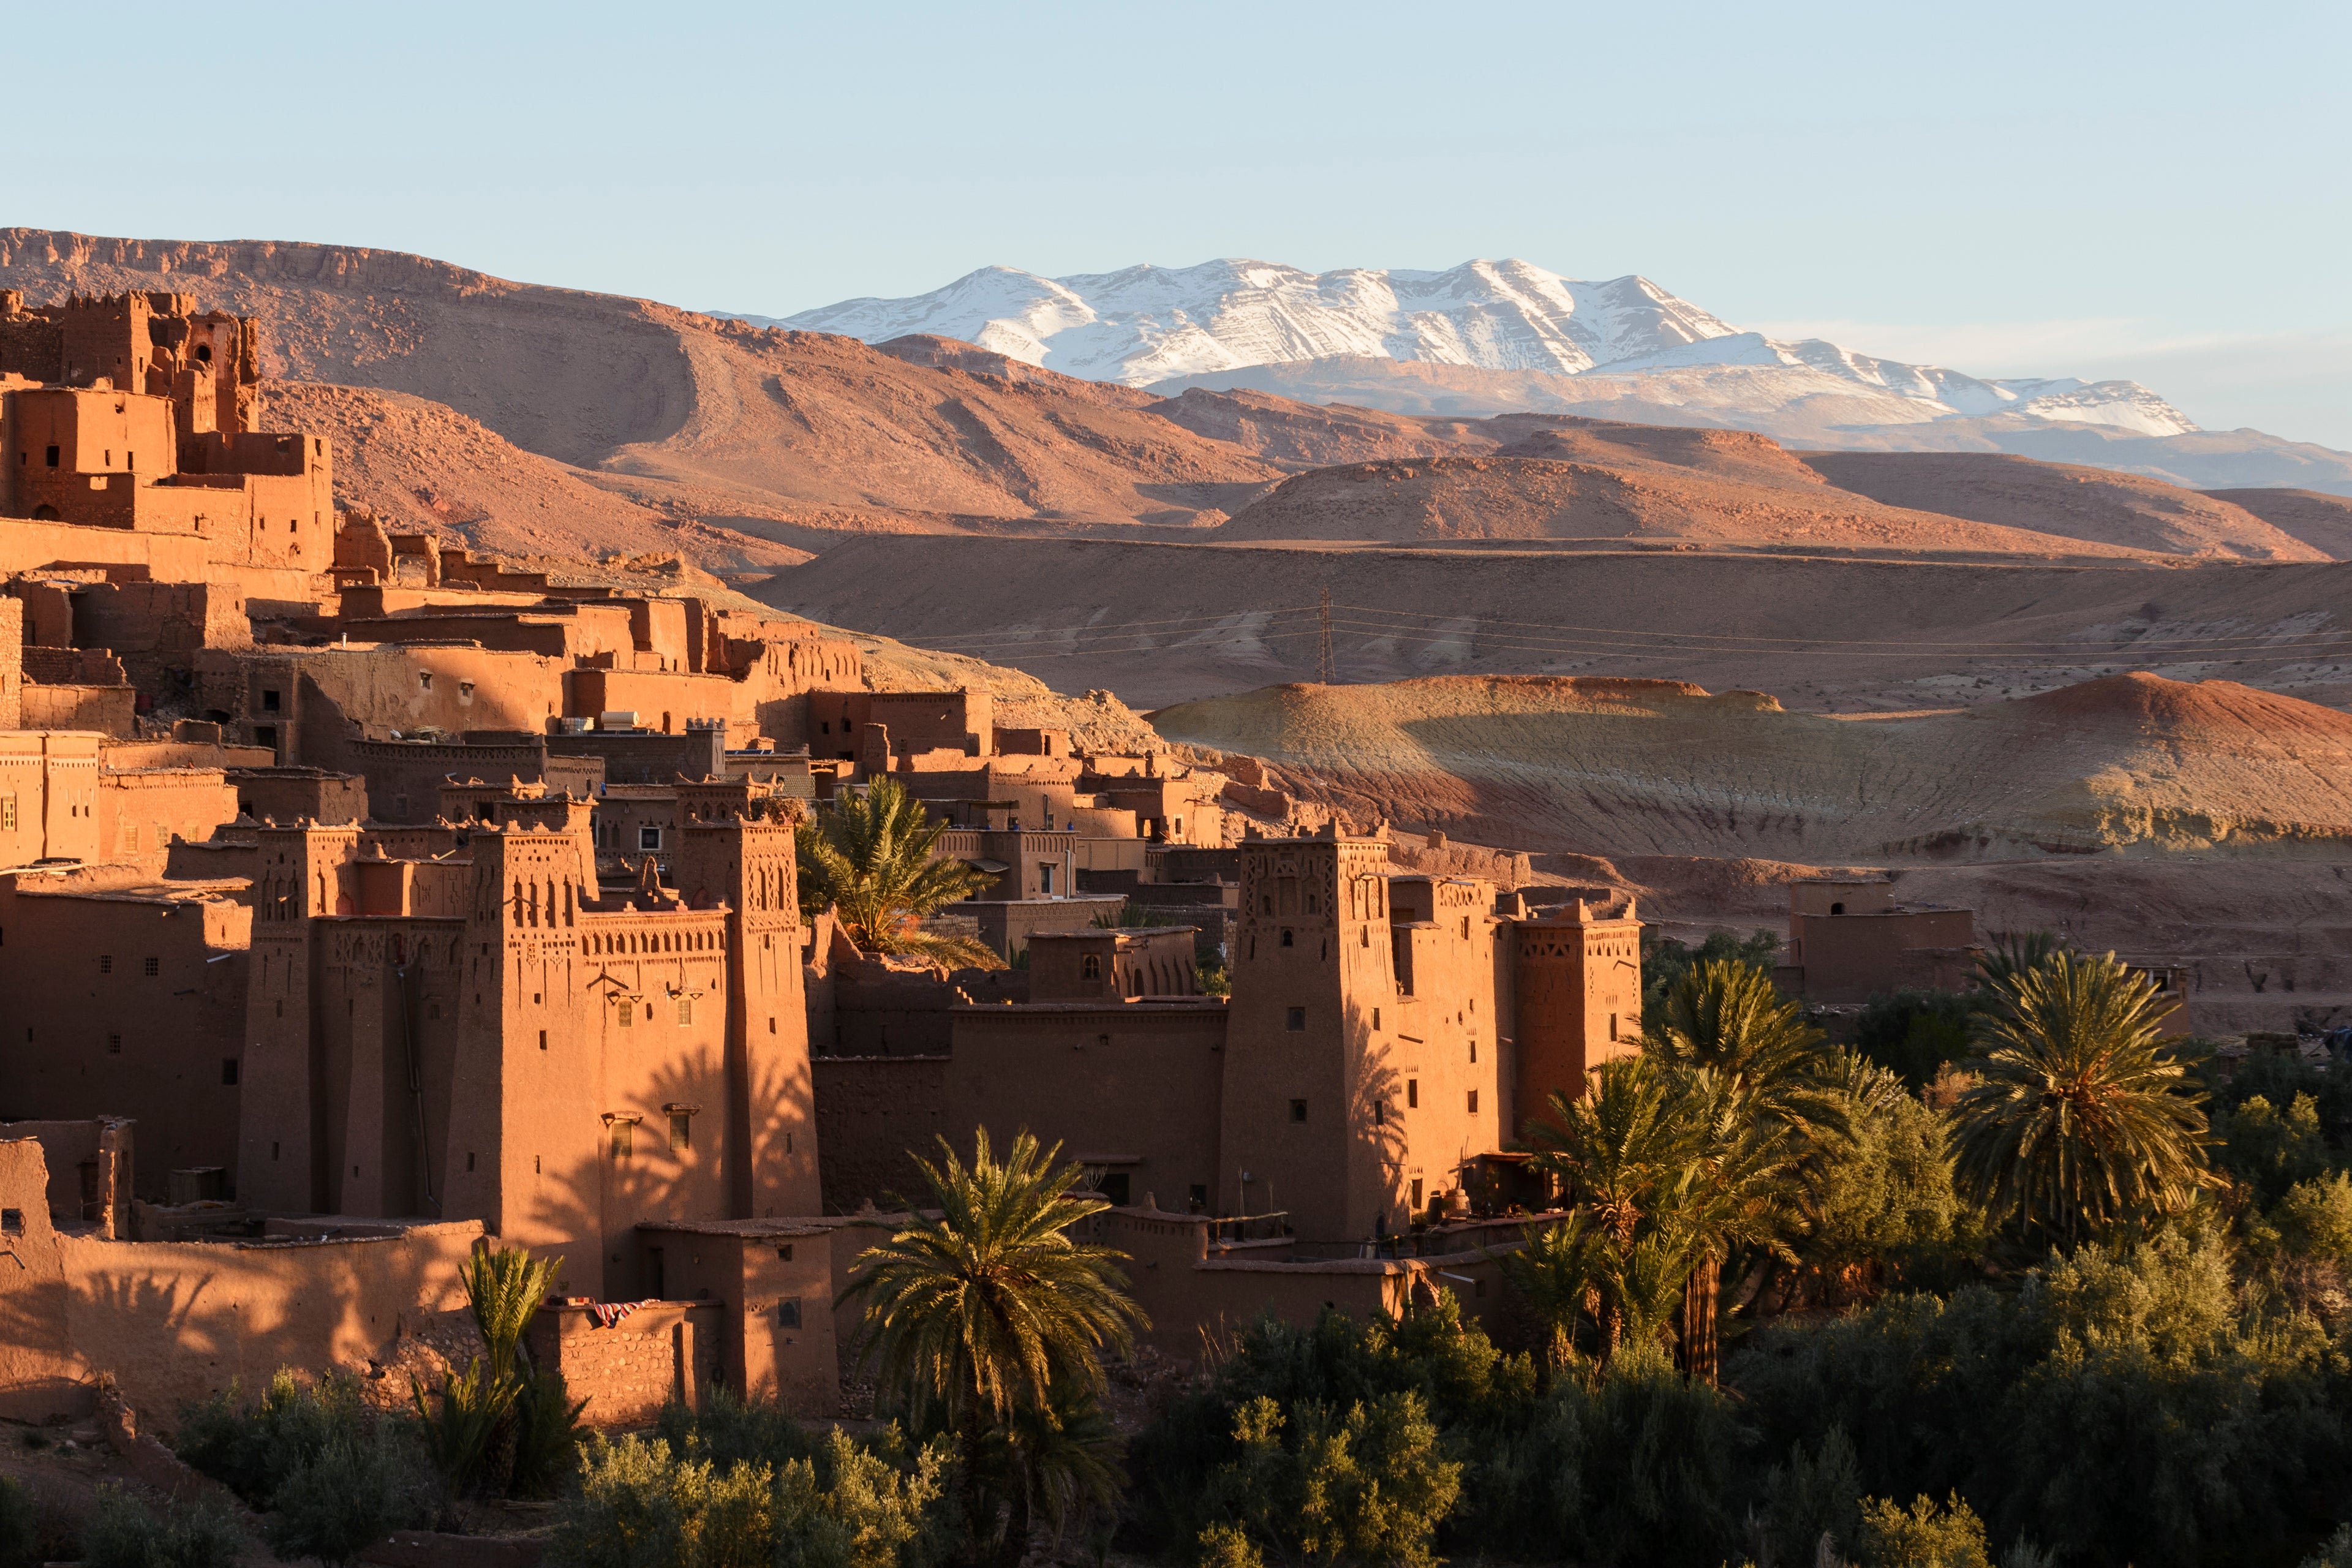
<box><xmin>1316</xmin><ymin>588</ymin><xmax>1335</xmax><ymax>684</ymax></box>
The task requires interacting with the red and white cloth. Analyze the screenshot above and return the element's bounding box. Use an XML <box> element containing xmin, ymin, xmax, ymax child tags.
<box><xmin>589</xmin><ymin>1298</ymin><xmax>654</xmax><ymax>1329</ymax></box>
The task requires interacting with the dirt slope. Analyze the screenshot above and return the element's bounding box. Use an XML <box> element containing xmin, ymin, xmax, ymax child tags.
<box><xmin>1801</xmin><ymin>453</ymin><xmax>2322</xmax><ymax>562</ymax></box>
<box><xmin>763</xmin><ymin>535</ymin><xmax>2352</xmax><ymax>713</ymax></box>
<box><xmin>1149</xmin><ymin>673</ymin><xmax>2352</xmax><ymax>862</ymax></box>
<box><xmin>2201</xmin><ymin>488</ymin><xmax>2352</xmax><ymax>561</ymax></box>
<box><xmin>261</xmin><ymin>381</ymin><xmax>816</xmax><ymax>571</ymax></box>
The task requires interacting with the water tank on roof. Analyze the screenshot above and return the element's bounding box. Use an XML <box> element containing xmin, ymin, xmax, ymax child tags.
<box><xmin>598</xmin><ymin>710</ymin><xmax>638</xmax><ymax>731</ymax></box>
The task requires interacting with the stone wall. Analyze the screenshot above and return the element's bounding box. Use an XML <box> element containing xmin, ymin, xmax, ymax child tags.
<box><xmin>526</xmin><ymin>1302</ymin><xmax>722</xmax><ymax>1429</ymax></box>
<box><xmin>810</xmin><ymin>1057</ymin><xmax>948</xmax><ymax>1214</ymax></box>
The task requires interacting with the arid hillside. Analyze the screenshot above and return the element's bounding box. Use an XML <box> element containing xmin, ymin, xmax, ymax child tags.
<box><xmin>2203</xmin><ymin>488</ymin><xmax>2352</xmax><ymax>561</ymax></box>
<box><xmin>1800</xmin><ymin>453</ymin><xmax>2318</xmax><ymax>560</ymax></box>
<box><xmin>260</xmin><ymin>382</ymin><xmax>815</xmax><ymax>572</ymax></box>
<box><xmin>1150</xmin><ymin>673</ymin><xmax>2352</xmax><ymax>863</ymax></box>
<box><xmin>0</xmin><ymin>230</ymin><xmax>1283</xmax><ymax>536</ymax></box>
<box><xmin>765</xmin><ymin>535</ymin><xmax>2352</xmax><ymax>712</ymax></box>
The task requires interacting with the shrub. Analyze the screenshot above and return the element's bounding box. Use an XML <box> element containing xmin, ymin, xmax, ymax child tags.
<box><xmin>1642</xmin><ymin>929</ymin><xmax>1781</xmax><ymax>1034</ymax></box>
<box><xmin>654</xmin><ymin>1386</ymin><xmax>815</xmax><ymax>1474</ymax></box>
<box><xmin>1856</xmin><ymin>1493</ymin><xmax>1990</xmax><ymax>1568</ymax></box>
<box><xmin>1853</xmin><ymin>992</ymin><xmax>1980</xmax><ymax>1091</ymax></box>
<box><xmin>1732</xmin><ymin>1229</ymin><xmax>2348</xmax><ymax>1567</ymax></box>
<box><xmin>0</xmin><ymin>1476</ymin><xmax>36</xmax><ymax>1568</ymax></box>
<box><xmin>2216</xmin><ymin>1092</ymin><xmax>2335</xmax><ymax>1205</ymax></box>
<box><xmin>81</xmin><ymin>1487</ymin><xmax>242</xmax><ymax>1568</ymax></box>
<box><xmin>175</xmin><ymin>1368</ymin><xmax>372</xmax><ymax>1506</ymax></box>
<box><xmin>2303</xmin><ymin>1524</ymin><xmax>2352</xmax><ymax>1568</ymax></box>
<box><xmin>1754</xmin><ymin>1426</ymin><xmax>1863</xmax><ymax>1568</ymax></box>
<box><xmin>551</xmin><ymin>1430</ymin><xmax>957</xmax><ymax>1568</ymax></box>
<box><xmin>264</xmin><ymin>1425</ymin><xmax>439</xmax><ymax>1566</ymax></box>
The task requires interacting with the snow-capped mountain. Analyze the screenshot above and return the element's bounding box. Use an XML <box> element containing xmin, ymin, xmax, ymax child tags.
<box><xmin>751</xmin><ymin>258</ymin><xmax>2197</xmax><ymax>439</ymax></box>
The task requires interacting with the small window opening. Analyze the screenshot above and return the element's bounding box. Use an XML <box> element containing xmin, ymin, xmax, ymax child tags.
<box><xmin>1407</xmin><ymin>1078</ymin><xmax>1418</xmax><ymax>1108</ymax></box>
<box><xmin>1280</xmin><ymin>929</ymin><xmax>1294</xmax><ymax>948</ymax></box>
<box><xmin>222</xmin><ymin>1058</ymin><xmax>239</xmax><ymax>1085</ymax></box>
<box><xmin>106</xmin><ymin>1033</ymin><xmax>122</xmax><ymax>1054</ymax></box>
<box><xmin>1289</xmin><ymin>1099</ymin><xmax>1308</xmax><ymax>1123</ymax></box>
<box><xmin>143</xmin><ymin>956</ymin><xmax>159</xmax><ymax>976</ymax></box>
<box><xmin>669</xmin><ymin>1110</ymin><xmax>692</xmax><ymax>1150</ymax></box>
<box><xmin>99</xmin><ymin>954</ymin><xmax>112</xmax><ymax>974</ymax></box>
<box><xmin>1468</xmin><ymin>1089</ymin><xmax>1480</xmax><ymax>1114</ymax></box>
<box><xmin>261</xmin><ymin>689</ymin><xmax>281</xmax><ymax>712</ymax></box>
<box><xmin>1286</xmin><ymin>1006</ymin><xmax>1305</xmax><ymax>1031</ymax></box>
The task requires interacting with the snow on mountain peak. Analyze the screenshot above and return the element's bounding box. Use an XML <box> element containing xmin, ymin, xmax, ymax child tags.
<box><xmin>767</xmin><ymin>260</ymin><xmax>2198</xmax><ymax>437</ymax></box>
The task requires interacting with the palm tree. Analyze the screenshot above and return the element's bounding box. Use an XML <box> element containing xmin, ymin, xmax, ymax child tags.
<box><xmin>796</xmin><ymin>775</ymin><xmax>1001</xmax><ymax>968</ymax></box>
<box><xmin>1667</xmin><ymin>1069</ymin><xmax>1800</xmax><ymax>1384</ymax></box>
<box><xmin>839</xmin><ymin>1128</ymin><xmax>1145</xmax><ymax>1568</ymax></box>
<box><xmin>1952</xmin><ymin>949</ymin><xmax>2210</xmax><ymax>1248</ymax></box>
<box><xmin>1975</xmin><ymin>928</ymin><xmax>2067</xmax><ymax>990</ymax></box>
<box><xmin>1645</xmin><ymin>958</ymin><xmax>1842</xmax><ymax>1140</ymax></box>
<box><xmin>1522</xmin><ymin>1055</ymin><xmax>1716</xmax><ymax>1363</ymax></box>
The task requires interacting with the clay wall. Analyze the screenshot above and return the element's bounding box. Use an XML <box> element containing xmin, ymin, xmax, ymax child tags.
<box><xmin>97</xmin><ymin>766</ymin><xmax>239</xmax><ymax>867</ymax></box>
<box><xmin>0</xmin><ymin>1139</ymin><xmax>88</xmax><ymax>1419</ymax></box>
<box><xmin>21</xmin><ymin>684</ymin><xmax>134</xmax><ymax>736</ymax></box>
<box><xmin>1382</xmin><ymin>876</ymin><xmax>1503</xmax><ymax>1223</ymax></box>
<box><xmin>0</xmin><ymin>1119</ymin><xmax>131</xmax><ymax>1233</ymax></box>
<box><xmin>1511</xmin><ymin>907</ymin><xmax>1643</xmax><ymax>1142</ymax></box>
<box><xmin>966</xmin><ymin>896</ymin><xmax>1128</xmax><ymax>962</ymax></box>
<box><xmin>945</xmin><ymin>1003</ymin><xmax>1227</xmax><ymax>1213</ymax></box>
<box><xmin>0</xmin><ymin>879</ymin><xmax>249</xmax><ymax>1194</ymax></box>
<box><xmin>0</xmin><ymin>730</ymin><xmax>100</xmax><ymax>864</ymax></box>
<box><xmin>900</xmin><ymin>761</ymin><xmax>1079</xmax><ymax>832</ymax></box>
<box><xmin>335</xmin><ymin>737</ymin><xmax>566</xmax><ymax>823</ymax></box>
<box><xmin>58</xmin><ymin>1219</ymin><xmax>483</xmax><ymax>1419</ymax></box>
<box><xmin>546</xmin><ymin>726</ymin><xmax>726</xmax><ymax>785</ymax></box>
<box><xmin>631</xmin><ymin>1227</ymin><xmax>838</xmax><ymax>1415</ymax></box>
<box><xmin>810</xmin><ymin>1056</ymin><xmax>948</xmax><ymax>1214</ymax></box>
<box><xmin>936</xmin><ymin>828</ymin><xmax>1077</xmax><ymax>900</ymax></box>
<box><xmin>197</xmin><ymin>646</ymin><xmax>569</xmax><ymax>769</ymax></box>
<box><xmin>1027</xmin><ymin>928</ymin><xmax>1201</xmax><ymax>1001</ymax></box>
<box><xmin>1788</xmin><ymin>907</ymin><xmax>1977</xmax><ymax>1003</ymax></box>
<box><xmin>524</xmin><ymin>1303</ymin><xmax>723</xmax><ymax>1430</ymax></box>
<box><xmin>228</xmin><ymin>767</ymin><xmax>367</xmax><ymax>826</ymax></box>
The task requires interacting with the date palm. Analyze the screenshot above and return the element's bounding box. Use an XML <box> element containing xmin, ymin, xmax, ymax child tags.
<box><xmin>839</xmin><ymin>1128</ymin><xmax>1144</xmax><ymax>1568</ymax></box>
<box><xmin>1645</xmin><ymin>957</ymin><xmax>1842</xmax><ymax>1141</ymax></box>
<box><xmin>1952</xmin><ymin>949</ymin><xmax>2209</xmax><ymax>1248</ymax></box>
<box><xmin>796</xmin><ymin>775</ymin><xmax>1001</xmax><ymax>968</ymax></box>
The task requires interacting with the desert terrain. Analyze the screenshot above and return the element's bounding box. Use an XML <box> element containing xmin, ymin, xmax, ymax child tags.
<box><xmin>12</xmin><ymin>229</ymin><xmax>2348</xmax><ymax>1033</ymax></box>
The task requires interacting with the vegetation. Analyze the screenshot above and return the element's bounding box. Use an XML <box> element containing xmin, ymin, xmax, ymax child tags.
<box><xmin>1639</xmin><ymin>926</ymin><xmax>1779</xmax><ymax>1035</ymax></box>
<box><xmin>796</xmin><ymin>776</ymin><xmax>1000</xmax><ymax>968</ymax></box>
<box><xmin>81</xmin><ymin>1488</ymin><xmax>243</xmax><ymax>1568</ymax></box>
<box><xmin>175</xmin><ymin>1368</ymin><xmax>438</xmax><ymax>1553</ymax></box>
<box><xmin>0</xmin><ymin>1476</ymin><xmax>35</xmax><ymax>1568</ymax></box>
<box><xmin>409</xmin><ymin>1243</ymin><xmax>586</xmax><ymax>1499</ymax></box>
<box><xmin>839</xmin><ymin>1129</ymin><xmax>1145</xmax><ymax>1568</ymax></box>
<box><xmin>1951</xmin><ymin>949</ymin><xmax>2210</xmax><ymax>1247</ymax></box>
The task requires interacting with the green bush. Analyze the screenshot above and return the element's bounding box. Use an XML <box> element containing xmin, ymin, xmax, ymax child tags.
<box><xmin>265</xmin><ymin>1425</ymin><xmax>439</xmax><ymax>1566</ymax></box>
<box><xmin>1731</xmin><ymin>1229</ymin><xmax>2348</xmax><ymax>1566</ymax></box>
<box><xmin>1754</xmin><ymin>1426</ymin><xmax>1863</xmax><ymax>1568</ymax></box>
<box><xmin>653</xmin><ymin>1385</ymin><xmax>816</xmax><ymax>1474</ymax></box>
<box><xmin>1856</xmin><ymin>1493</ymin><xmax>1990</xmax><ymax>1568</ymax></box>
<box><xmin>551</xmin><ymin>1430</ymin><xmax>957</xmax><ymax>1568</ymax></box>
<box><xmin>0</xmin><ymin>1475</ymin><xmax>37</xmax><ymax>1568</ymax></box>
<box><xmin>2302</xmin><ymin>1523</ymin><xmax>2352</xmax><ymax>1568</ymax></box>
<box><xmin>1136</xmin><ymin>1302</ymin><xmax>1748</xmax><ymax>1568</ymax></box>
<box><xmin>1642</xmin><ymin>929</ymin><xmax>1781</xmax><ymax>1035</ymax></box>
<box><xmin>81</xmin><ymin>1487</ymin><xmax>243</xmax><ymax>1568</ymax></box>
<box><xmin>175</xmin><ymin>1368</ymin><xmax>374</xmax><ymax>1506</ymax></box>
<box><xmin>2216</xmin><ymin>1091</ymin><xmax>2336</xmax><ymax>1204</ymax></box>
<box><xmin>1852</xmin><ymin>992</ymin><xmax>1979</xmax><ymax>1091</ymax></box>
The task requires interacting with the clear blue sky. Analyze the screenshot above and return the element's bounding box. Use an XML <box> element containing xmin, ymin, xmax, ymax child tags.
<box><xmin>17</xmin><ymin>1</ymin><xmax>2350</xmax><ymax>445</ymax></box>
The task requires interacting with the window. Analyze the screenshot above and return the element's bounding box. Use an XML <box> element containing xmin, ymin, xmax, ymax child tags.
<box><xmin>618</xmin><ymin>1001</ymin><xmax>633</xmax><ymax>1029</ymax></box>
<box><xmin>777</xmin><ymin>1297</ymin><xmax>803</xmax><ymax>1329</ymax></box>
<box><xmin>1373</xmin><ymin>1101</ymin><xmax>1385</xmax><ymax>1125</ymax></box>
<box><xmin>143</xmin><ymin>956</ymin><xmax>159</xmax><ymax>976</ymax></box>
<box><xmin>639</xmin><ymin>826</ymin><xmax>662</xmax><ymax>851</ymax></box>
<box><xmin>107</xmin><ymin>1033</ymin><xmax>122</xmax><ymax>1054</ymax></box>
<box><xmin>1372</xmin><ymin>1007</ymin><xmax>1381</xmax><ymax>1030</ymax></box>
<box><xmin>0</xmin><ymin>796</ymin><xmax>13</xmax><ymax>831</ymax></box>
<box><xmin>608</xmin><ymin>1118</ymin><xmax>636</xmax><ymax>1160</ymax></box>
<box><xmin>1407</xmin><ymin>1079</ymin><xmax>1418</xmax><ymax>1109</ymax></box>
<box><xmin>260</xmin><ymin>689</ymin><xmax>282</xmax><ymax>712</ymax></box>
<box><xmin>538</xmin><ymin>1030</ymin><xmax>548</xmax><ymax>1050</ymax></box>
<box><xmin>669</xmin><ymin>1110</ymin><xmax>692</xmax><ymax>1150</ymax></box>
<box><xmin>254</xmin><ymin>725</ymin><xmax>277</xmax><ymax>749</ymax></box>
<box><xmin>1289</xmin><ymin>1099</ymin><xmax>1308</xmax><ymax>1123</ymax></box>
<box><xmin>466</xmin><ymin>1153</ymin><xmax>476</xmax><ymax>1172</ymax></box>
<box><xmin>1467</xmin><ymin>1090</ymin><xmax>1479</xmax><ymax>1114</ymax></box>
<box><xmin>0</xmin><ymin>1210</ymin><xmax>18</xmax><ymax>1235</ymax></box>
<box><xmin>99</xmin><ymin>955</ymin><xmax>112</xmax><ymax>974</ymax></box>
<box><xmin>222</xmin><ymin>1059</ymin><xmax>239</xmax><ymax>1086</ymax></box>
<box><xmin>1830</xmin><ymin>902</ymin><xmax>1845</xmax><ymax>916</ymax></box>
<box><xmin>1608</xmin><ymin>1012</ymin><xmax>1619</xmax><ymax>1042</ymax></box>
<box><xmin>1286</xmin><ymin>1006</ymin><xmax>1305</xmax><ymax>1031</ymax></box>
<box><xmin>1100</xmin><ymin>1172</ymin><xmax>1131</xmax><ymax>1206</ymax></box>
<box><xmin>677</xmin><ymin>998</ymin><xmax>694</xmax><ymax>1025</ymax></box>
<box><xmin>418</xmin><ymin>673</ymin><xmax>432</xmax><ymax>692</ymax></box>
<box><xmin>44</xmin><ymin>446</ymin><xmax>58</xmax><ymax>467</ymax></box>
<box><xmin>1411</xmin><ymin>1178</ymin><xmax>1423</xmax><ymax>1212</ymax></box>
<box><xmin>1081</xmin><ymin>954</ymin><xmax>1101</xmax><ymax>980</ymax></box>
<box><xmin>1280</xmin><ymin>929</ymin><xmax>1294</xmax><ymax>948</ymax></box>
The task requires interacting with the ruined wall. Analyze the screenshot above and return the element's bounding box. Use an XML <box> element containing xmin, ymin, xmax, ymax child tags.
<box><xmin>21</xmin><ymin>684</ymin><xmax>134</xmax><ymax>736</ymax></box>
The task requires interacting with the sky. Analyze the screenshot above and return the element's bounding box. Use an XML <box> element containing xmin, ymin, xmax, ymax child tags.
<box><xmin>14</xmin><ymin>1</ymin><xmax>2350</xmax><ymax>445</ymax></box>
